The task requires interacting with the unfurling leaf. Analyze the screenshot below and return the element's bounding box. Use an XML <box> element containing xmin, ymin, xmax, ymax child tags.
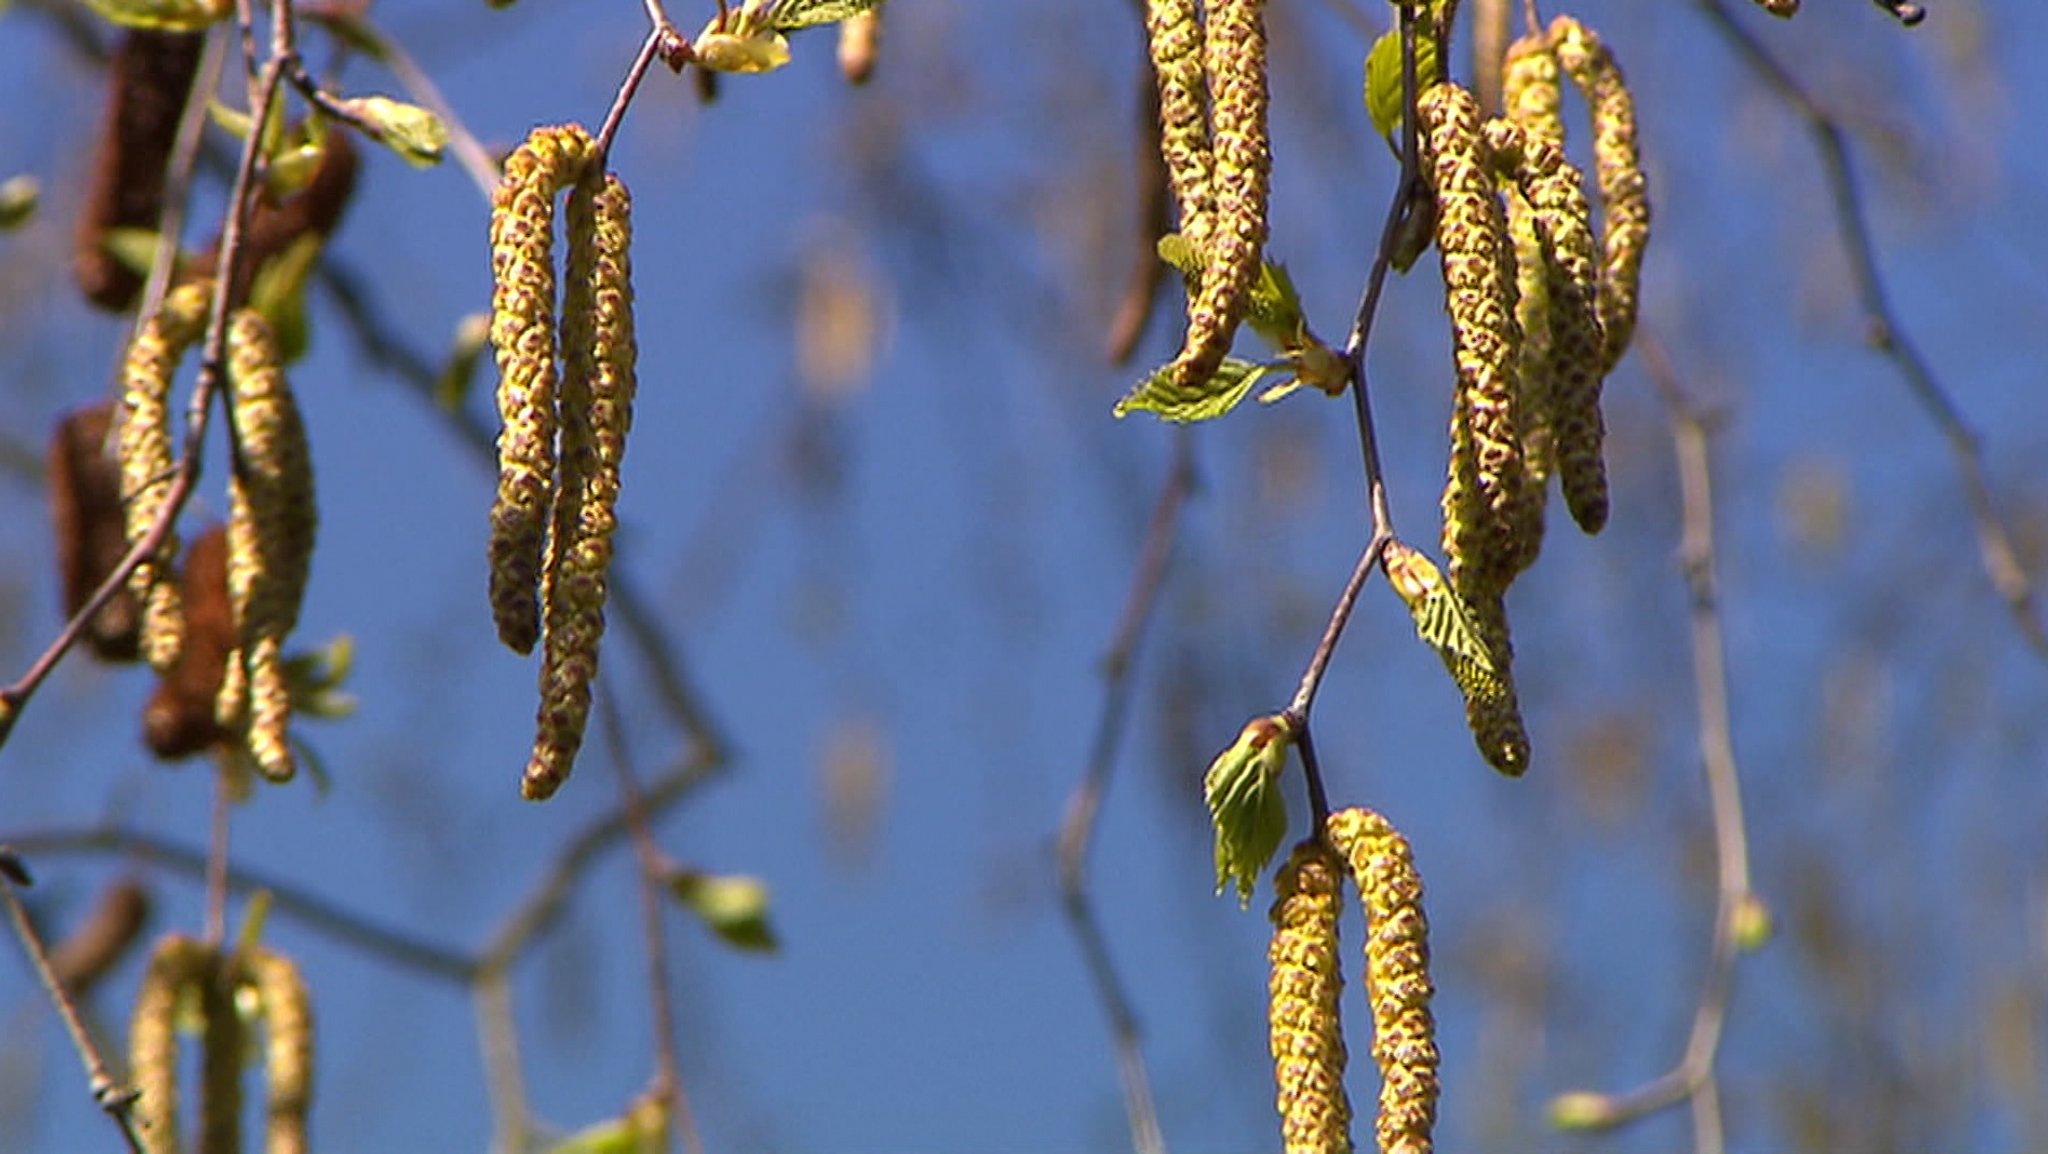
<box><xmin>1115</xmin><ymin>356</ymin><xmax>1276</xmax><ymax>423</ymax></box>
<box><xmin>1155</xmin><ymin>232</ymin><xmax>1204</xmax><ymax>279</ymax></box>
<box><xmin>339</xmin><ymin>96</ymin><xmax>446</xmax><ymax>167</ymax></box>
<box><xmin>1381</xmin><ymin>539</ymin><xmax>1495</xmax><ymax>676</ymax></box>
<box><xmin>692</xmin><ymin>29</ymin><xmax>792</xmax><ymax>73</ymax></box>
<box><xmin>1203</xmin><ymin>714</ymin><xmax>1295</xmax><ymax>906</ymax></box>
<box><xmin>1363</xmin><ymin>26</ymin><xmax>1438</xmax><ymax>151</ymax></box>
<box><xmin>667</xmin><ymin>871</ymin><xmax>780</xmax><ymax>952</ymax></box>
<box><xmin>1242</xmin><ymin>258</ymin><xmax>1307</xmax><ymax>348</ymax></box>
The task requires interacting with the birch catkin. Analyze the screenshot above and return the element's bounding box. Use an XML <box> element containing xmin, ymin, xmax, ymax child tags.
<box><xmin>246</xmin><ymin>947</ymin><xmax>315</xmax><ymax>1154</ymax></box>
<box><xmin>75</xmin><ymin>31</ymin><xmax>203</xmax><ymax>312</ymax></box>
<box><xmin>1165</xmin><ymin>0</ymin><xmax>1272</xmax><ymax>401</ymax></box>
<box><xmin>129</xmin><ymin>934</ymin><xmax>208</xmax><ymax>1154</ymax></box>
<box><xmin>1549</xmin><ymin>17</ymin><xmax>1647</xmax><ymax>374</ymax></box>
<box><xmin>1325</xmin><ymin>809</ymin><xmax>1438</xmax><ymax>1154</ymax></box>
<box><xmin>1268</xmin><ymin>838</ymin><xmax>1354</xmax><ymax>1154</ymax></box>
<box><xmin>1419</xmin><ymin>83</ymin><xmax>1523</xmax><ymax>570</ymax></box>
<box><xmin>524</xmin><ymin>173</ymin><xmax>637</xmax><ymax>802</ymax></box>
<box><xmin>488</xmin><ymin>124</ymin><xmax>593</xmax><ymax>655</ymax></box>
<box><xmin>1144</xmin><ymin>0</ymin><xmax>1214</xmax><ymax>250</ymax></box>
<box><xmin>1484</xmin><ymin>119</ymin><xmax>1609</xmax><ymax>535</ymax></box>
<box><xmin>1499</xmin><ymin>32</ymin><xmax>1565</xmax><ymax>550</ymax></box>
<box><xmin>224</xmin><ymin>308</ymin><xmax>317</xmax><ymax>782</ymax></box>
<box><xmin>120</xmin><ymin>280</ymin><xmax>211</xmax><ymax>672</ymax></box>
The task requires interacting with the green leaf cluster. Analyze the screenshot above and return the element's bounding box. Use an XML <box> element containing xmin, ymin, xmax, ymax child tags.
<box><xmin>666</xmin><ymin>871</ymin><xmax>780</xmax><ymax>952</ymax></box>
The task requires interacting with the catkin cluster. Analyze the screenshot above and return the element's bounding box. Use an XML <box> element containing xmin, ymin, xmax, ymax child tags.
<box><xmin>119</xmin><ymin>281</ymin><xmax>210</xmax><ymax>673</ymax></box>
<box><xmin>1326</xmin><ymin>808</ymin><xmax>1438</xmax><ymax>1154</ymax></box>
<box><xmin>487</xmin><ymin>125</ymin><xmax>640</xmax><ymax>801</ymax></box>
<box><xmin>219</xmin><ymin>308</ymin><xmax>318</xmax><ymax>782</ymax></box>
<box><xmin>129</xmin><ymin>936</ymin><xmax>315</xmax><ymax>1154</ymax></box>
<box><xmin>1143</xmin><ymin>0</ymin><xmax>1272</xmax><ymax>403</ymax></box>
<box><xmin>1268</xmin><ymin>838</ymin><xmax>1353</xmax><ymax>1154</ymax></box>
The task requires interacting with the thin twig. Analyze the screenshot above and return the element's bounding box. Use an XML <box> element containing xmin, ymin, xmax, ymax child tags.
<box><xmin>0</xmin><ymin>850</ymin><xmax>147</xmax><ymax>1154</ymax></box>
<box><xmin>597</xmin><ymin>691</ymin><xmax>703</xmax><ymax>1154</ymax></box>
<box><xmin>1698</xmin><ymin>0</ymin><xmax>2045</xmax><ymax>657</ymax></box>
<box><xmin>473</xmin><ymin>970</ymin><xmax>531</xmax><ymax>1152</ymax></box>
<box><xmin>1104</xmin><ymin>0</ymin><xmax>1171</xmax><ymax>367</ymax></box>
<box><xmin>1283</xmin><ymin>531</ymin><xmax>1392</xmax><ymax>729</ymax></box>
<box><xmin>1054</xmin><ymin>432</ymin><xmax>1195</xmax><ymax>1154</ymax></box>
<box><xmin>5</xmin><ymin>825</ymin><xmax>477</xmax><ymax>982</ymax></box>
<box><xmin>1552</xmin><ymin>332</ymin><xmax>1756</xmax><ymax>1149</ymax></box>
<box><xmin>204</xmin><ymin>763</ymin><xmax>233</xmax><ymax>946</ymax></box>
<box><xmin>593</xmin><ymin>29</ymin><xmax>666</xmax><ymax>166</ymax></box>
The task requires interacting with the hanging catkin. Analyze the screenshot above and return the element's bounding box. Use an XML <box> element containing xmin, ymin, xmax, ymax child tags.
<box><xmin>245</xmin><ymin>947</ymin><xmax>315</xmax><ymax>1154</ymax></box>
<box><xmin>524</xmin><ymin>172</ymin><xmax>637</xmax><ymax>801</ymax></box>
<box><xmin>487</xmin><ymin>124</ymin><xmax>593</xmax><ymax>655</ymax></box>
<box><xmin>1144</xmin><ymin>0</ymin><xmax>1214</xmax><ymax>250</ymax></box>
<box><xmin>1268</xmin><ymin>837</ymin><xmax>1354</xmax><ymax>1154</ymax></box>
<box><xmin>1549</xmin><ymin>16</ymin><xmax>1647</xmax><ymax>374</ymax></box>
<box><xmin>1326</xmin><ymin>808</ymin><xmax>1438</xmax><ymax>1154</ymax></box>
<box><xmin>119</xmin><ymin>280</ymin><xmax>211</xmax><ymax>673</ymax></box>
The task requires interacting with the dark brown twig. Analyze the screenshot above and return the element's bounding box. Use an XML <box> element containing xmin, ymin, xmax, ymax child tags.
<box><xmin>1055</xmin><ymin>431</ymin><xmax>1195</xmax><ymax>1154</ymax></box>
<box><xmin>0</xmin><ymin>851</ymin><xmax>147</xmax><ymax>1154</ymax></box>
<box><xmin>1699</xmin><ymin>0</ymin><xmax>2044</xmax><ymax>657</ymax></box>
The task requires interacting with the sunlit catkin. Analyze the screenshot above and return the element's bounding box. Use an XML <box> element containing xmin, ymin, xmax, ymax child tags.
<box><xmin>1484</xmin><ymin>119</ymin><xmax>1608</xmax><ymax>535</ymax></box>
<box><xmin>1498</xmin><ymin>33</ymin><xmax>1563</xmax><ymax>562</ymax></box>
<box><xmin>1325</xmin><ymin>808</ymin><xmax>1438</xmax><ymax>1154</ymax></box>
<box><xmin>1268</xmin><ymin>838</ymin><xmax>1353</xmax><ymax>1154</ymax></box>
<box><xmin>1144</xmin><ymin>0</ymin><xmax>1214</xmax><ymax>250</ymax></box>
<box><xmin>246</xmin><ymin>947</ymin><xmax>314</xmax><ymax>1154</ymax></box>
<box><xmin>1166</xmin><ymin>0</ymin><xmax>1271</xmax><ymax>401</ymax></box>
<box><xmin>224</xmin><ymin>308</ymin><xmax>316</xmax><ymax>782</ymax></box>
<box><xmin>130</xmin><ymin>934</ymin><xmax>206</xmax><ymax>1154</ymax></box>
<box><xmin>1549</xmin><ymin>16</ymin><xmax>1647</xmax><ymax>374</ymax></box>
<box><xmin>488</xmin><ymin>123</ymin><xmax>593</xmax><ymax>655</ymax></box>
<box><xmin>1419</xmin><ymin>83</ymin><xmax>1523</xmax><ymax>569</ymax></box>
<box><xmin>120</xmin><ymin>280</ymin><xmax>210</xmax><ymax>672</ymax></box>
<box><xmin>524</xmin><ymin>172</ymin><xmax>637</xmax><ymax>802</ymax></box>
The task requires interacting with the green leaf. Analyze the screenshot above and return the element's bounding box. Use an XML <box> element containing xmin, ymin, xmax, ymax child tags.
<box><xmin>544</xmin><ymin>1095</ymin><xmax>670</xmax><ymax>1154</ymax></box>
<box><xmin>667</xmin><ymin>872</ymin><xmax>780</xmax><ymax>953</ymax></box>
<box><xmin>100</xmin><ymin>227</ymin><xmax>165</xmax><ymax>280</ymax></box>
<box><xmin>1362</xmin><ymin>26</ymin><xmax>1438</xmax><ymax>153</ymax></box>
<box><xmin>79</xmin><ymin>0</ymin><xmax>227</xmax><ymax>32</ymax></box>
<box><xmin>1202</xmin><ymin>715</ymin><xmax>1295</xmax><ymax>906</ymax></box>
<box><xmin>1242</xmin><ymin>259</ymin><xmax>1306</xmax><ymax>348</ymax></box>
<box><xmin>246</xmin><ymin>233</ymin><xmax>324</xmax><ymax>365</ymax></box>
<box><xmin>434</xmin><ymin>314</ymin><xmax>494</xmax><ymax>412</ymax></box>
<box><xmin>765</xmin><ymin>0</ymin><xmax>887</xmax><ymax>31</ymax></box>
<box><xmin>286</xmin><ymin>634</ymin><xmax>359</xmax><ymax>720</ymax></box>
<box><xmin>1381</xmin><ymin>541</ymin><xmax>1494</xmax><ymax>675</ymax></box>
<box><xmin>1114</xmin><ymin>357</ymin><xmax>1275</xmax><ymax>423</ymax></box>
<box><xmin>339</xmin><ymin>96</ymin><xmax>446</xmax><ymax>167</ymax></box>
<box><xmin>0</xmin><ymin>175</ymin><xmax>38</xmax><ymax>231</ymax></box>
<box><xmin>692</xmin><ymin>29</ymin><xmax>792</xmax><ymax>73</ymax></box>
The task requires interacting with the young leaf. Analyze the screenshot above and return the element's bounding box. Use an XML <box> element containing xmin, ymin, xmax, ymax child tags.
<box><xmin>667</xmin><ymin>871</ymin><xmax>780</xmax><ymax>952</ymax></box>
<box><xmin>1242</xmin><ymin>259</ymin><xmax>1307</xmax><ymax>348</ymax></box>
<box><xmin>1362</xmin><ymin>26</ymin><xmax>1439</xmax><ymax>152</ymax></box>
<box><xmin>80</xmin><ymin>0</ymin><xmax>228</xmax><ymax>32</ymax></box>
<box><xmin>692</xmin><ymin>29</ymin><xmax>792</xmax><ymax>73</ymax></box>
<box><xmin>1381</xmin><ymin>540</ymin><xmax>1494</xmax><ymax>675</ymax></box>
<box><xmin>1202</xmin><ymin>715</ymin><xmax>1295</xmax><ymax>906</ymax></box>
<box><xmin>339</xmin><ymin>96</ymin><xmax>446</xmax><ymax>167</ymax></box>
<box><xmin>1114</xmin><ymin>357</ymin><xmax>1275</xmax><ymax>423</ymax></box>
<box><xmin>246</xmin><ymin>234</ymin><xmax>324</xmax><ymax>365</ymax></box>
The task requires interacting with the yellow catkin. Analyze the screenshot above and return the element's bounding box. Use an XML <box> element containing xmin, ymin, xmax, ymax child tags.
<box><xmin>1145</xmin><ymin>0</ymin><xmax>1214</xmax><ymax>251</ymax></box>
<box><xmin>130</xmin><ymin>934</ymin><xmax>204</xmax><ymax>1154</ymax></box>
<box><xmin>838</xmin><ymin>10</ymin><xmax>880</xmax><ymax>85</ymax></box>
<box><xmin>197</xmin><ymin>949</ymin><xmax>244</xmax><ymax>1154</ymax></box>
<box><xmin>1484</xmin><ymin>119</ymin><xmax>1609</xmax><ymax>536</ymax></box>
<box><xmin>223</xmin><ymin>308</ymin><xmax>317</xmax><ymax>782</ymax></box>
<box><xmin>524</xmin><ymin>172</ymin><xmax>637</xmax><ymax>801</ymax></box>
<box><xmin>1497</xmin><ymin>35</ymin><xmax>1565</xmax><ymax>564</ymax></box>
<box><xmin>1549</xmin><ymin>16</ymin><xmax>1647</xmax><ymax>374</ymax></box>
<box><xmin>245</xmin><ymin>947</ymin><xmax>314</xmax><ymax>1154</ymax></box>
<box><xmin>1165</xmin><ymin>0</ymin><xmax>1271</xmax><ymax>400</ymax></box>
<box><xmin>1419</xmin><ymin>83</ymin><xmax>1524</xmax><ymax>573</ymax></box>
<box><xmin>1325</xmin><ymin>809</ymin><xmax>1439</xmax><ymax>1154</ymax></box>
<box><xmin>1268</xmin><ymin>838</ymin><xmax>1354</xmax><ymax>1154</ymax></box>
<box><xmin>119</xmin><ymin>281</ymin><xmax>210</xmax><ymax>673</ymax></box>
<box><xmin>487</xmin><ymin>123</ymin><xmax>593</xmax><ymax>655</ymax></box>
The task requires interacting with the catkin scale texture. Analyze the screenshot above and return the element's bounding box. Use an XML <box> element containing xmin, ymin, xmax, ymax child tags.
<box><xmin>488</xmin><ymin>124</ymin><xmax>593</xmax><ymax>656</ymax></box>
<box><xmin>1166</xmin><ymin>0</ymin><xmax>1272</xmax><ymax>402</ymax></box>
<box><xmin>1550</xmin><ymin>17</ymin><xmax>1647</xmax><ymax>375</ymax></box>
<box><xmin>523</xmin><ymin>173</ymin><xmax>637</xmax><ymax>802</ymax></box>
<box><xmin>1268</xmin><ymin>839</ymin><xmax>1354</xmax><ymax>1154</ymax></box>
<box><xmin>1419</xmin><ymin>84</ymin><xmax>1524</xmax><ymax>570</ymax></box>
<box><xmin>1145</xmin><ymin>0</ymin><xmax>1214</xmax><ymax>251</ymax></box>
<box><xmin>1326</xmin><ymin>809</ymin><xmax>1439</xmax><ymax>1154</ymax></box>
<box><xmin>247</xmin><ymin>948</ymin><xmax>315</xmax><ymax>1154</ymax></box>
<box><xmin>130</xmin><ymin>935</ymin><xmax>207</xmax><ymax>1154</ymax></box>
<box><xmin>120</xmin><ymin>282</ymin><xmax>210</xmax><ymax>673</ymax></box>
<box><xmin>224</xmin><ymin>308</ymin><xmax>317</xmax><ymax>782</ymax></box>
<box><xmin>1485</xmin><ymin>120</ymin><xmax>1609</xmax><ymax>535</ymax></box>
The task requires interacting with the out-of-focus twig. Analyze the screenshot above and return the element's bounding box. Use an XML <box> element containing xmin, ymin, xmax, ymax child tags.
<box><xmin>1548</xmin><ymin>331</ymin><xmax>1760</xmax><ymax>1153</ymax></box>
<box><xmin>1055</xmin><ymin>431</ymin><xmax>1194</xmax><ymax>1154</ymax></box>
<box><xmin>0</xmin><ymin>850</ymin><xmax>146</xmax><ymax>1154</ymax></box>
<box><xmin>1104</xmin><ymin>0</ymin><xmax>1171</xmax><ymax>367</ymax></box>
<box><xmin>1699</xmin><ymin>0</ymin><xmax>2045</xmax><ymax>657</ymax></box>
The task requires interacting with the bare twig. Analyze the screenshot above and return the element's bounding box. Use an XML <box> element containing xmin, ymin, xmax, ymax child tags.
<box><xmin>204</xmin><ymin>763</ymin><xmax>233</xmax><ymax>946</ymax></box>
<box><xmin>597</xmin><ymin>691</ymin><xmax>703</xmax><ymax>1154</ymax></box>
<box><xmin>594</xmin><ymin>29</ymin><xmax>666</xmax><ymax>165</ymax></box>
<box><xmin>1549</xmin><ymin>332</ymin><xmax>1758</xmax><ymax>1151</ymax></box>
<box><xmin>1698</xmin><ymin>0</ymin><xmax>2045</xmax><ymax>657</ymax></box>
<box><xmin>1055</xmin><ymin>431</ymin><xmax>1194</xmax><ymax>1154</ymax></box>
<box><xmin>0</xmin><ymin>850</ymin><xmax>147</xmax><ymax>1154</ymax></box>
<box><xmin>5</xmin><ymin>825</ymin><xmax>477</xmax><ymax>982</ymax></box>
